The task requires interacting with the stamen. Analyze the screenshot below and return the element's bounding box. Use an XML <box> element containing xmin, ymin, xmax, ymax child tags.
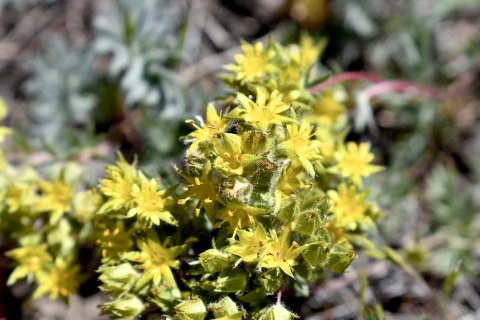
<box><xmin>178</xmin><ymin>197</ymin><xmax>190</xmax><ymax>204</ymax></box>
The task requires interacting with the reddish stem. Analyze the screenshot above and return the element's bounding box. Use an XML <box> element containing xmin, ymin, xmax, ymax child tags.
<box><xmin>362</xmin><ymin>80</ymin><xmax>455</xmax><ymax>100</ymax></box>
<box><xmin>310</xmin><ymin>71</ymin><xmax>468</xmax><ymax>100</ymax></box>
<box><xmin>309</xmin><ymin>72</ymin><xmax>383</xmax><ymax>93</ymax></box>
<box><xmin>276</xmin><ymin>281</ymin><xmax>285</xmax><ymax>305</ymax></box>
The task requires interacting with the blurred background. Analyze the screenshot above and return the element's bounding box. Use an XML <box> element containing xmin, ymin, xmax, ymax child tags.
<box><xmin>0</xmin><ymin>0</ymin><xmax>480</xmax><ymax>319</ymax></box>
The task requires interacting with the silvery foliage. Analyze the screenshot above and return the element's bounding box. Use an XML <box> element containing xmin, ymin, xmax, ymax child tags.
<box><xmin>93</xmin><ymin>0</ymin><xmax>185</xmax><ymax>117</ymax></box>
<box><xmin>25</xmin><ymin>36</ymin><xmax>96</xmax><ymax>145</ymax></box>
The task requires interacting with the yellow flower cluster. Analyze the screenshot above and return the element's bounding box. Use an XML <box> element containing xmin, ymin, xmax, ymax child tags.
<box><xmin>0</xmin><ymin>33</ymin><xmax>385</xmax><ymax>320</ymax></box>
<box><xmin>1</xmin><ymin>162</ymin><xmax>96</xmax><ymax>303</ymax></box>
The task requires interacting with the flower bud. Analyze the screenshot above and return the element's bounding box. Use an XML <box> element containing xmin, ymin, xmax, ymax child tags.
<box><xmin>103</xmin><ymin>293</ymin><xmax>144</xmax><ymax>320</ymax></box>
<box><xmin>260</xmin><ymin>304</ymin><xmax>298</xmax><ymax>320</ymax></box>
<box><xmin>210</xmin><ymin>296</ymin><xmax>239</xmax><ymax>318</ymax></box>
<box><xmin>99</xmin><ymin>263</ymin><xmax>139</xmax><ymax>296</ymax></box>
<box><xmin>302</xmin><ymin>242</ymin><xmax>330</xmax><ymax>266</ymax></box>
<box><xmin>326</xmin><ymin>244</ymin><xmax>355</xmax><ymax>273</ymax></box>
<box><xmin>174</xmin><ymin>299</ymin><xmax>207</xmax><ymax>320</ymax></box>
<box><xmin>199</xmin><ymin>249</ymin><xmax>229</xmax><ymax>274</ymax></box>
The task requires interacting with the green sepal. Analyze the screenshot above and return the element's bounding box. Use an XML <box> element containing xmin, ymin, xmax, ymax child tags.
<box><xmin>302</xmin><ymin>241</ymin><xmax>331</xmax><ymax>266</ymax></box>
<box><xmin>151</xmin><ymin>285</ymin><xmax>182</xmax><ymax>313</ymax></box>
<box><xmin>210</xmin><ymin>296</ymin><xmax>239</xmax><ymax>318</ymax></box>
<box><xmin>98</xmin><ymin>263</ymin><xmax>139</xmax><ymax>297</ymax></box>
<box><xmin>199</xmin><ymin>249</ymin><xmax>229</xmax><ymax>274</ymax></box>
<box><xmin>326</xmin><ymin>243</ymin><xmax>356</xmax><ymax>273</ymax></box>
<box><xmin>258</xmin><ymin>267</ymin><xmax>283</xmax><ymax>293</ymax></box>
<box><xmin>174</xmin><ymin>299</ymin><xmax>207</xmax><ymax>320</ymax></box>
<box><xmin>295</xmin><ymin>196</ymin><xmax>328</xmax><ymax>235</ymax></box>
<box><xmin>214</xmin><ymin>266</ymin><xmax>247</xmax><ymax>293</ymax></box>
<box><xmin>103</xmin><ymin>292</ymin><xmax>144</xmax><ymax>320</ymax></box>
<box><xmin>276</xmin><ymin>197</ymin><xmax>297</xmax><ymax>223</ymax></box>
<box><xmin>259</xmin><ymin>304</ymin><xmax>299</xmax><ymax>320</ymax></box>
<box><xmin>237</xmin><ymin>287</ymin><xmax>267</xmax><ymax>304</ymax></box>
<box><xmin>295</xmin><ymin>261</ymin><xmax>325</xmax><ymax>282</ymax></box>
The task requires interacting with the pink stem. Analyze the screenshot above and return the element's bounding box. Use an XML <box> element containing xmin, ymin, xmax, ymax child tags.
<box><xmin>363</xmin><ymin>80</ymin><xmax>455</xmax><ymax>100</ymax></box>
<box><xmin>277</xmin><ymin>289</ymin><xmax>282</xmax><ymax>305</ymax></box>
<box><xmin>310</xmin><ymin>71</ymin><xmax>468</xmax><ymax>100</ymax></box>
<box><xmin>309</xmin><ymin>72</ymin><xmax>384</xmax><ymax>93</ymax></box>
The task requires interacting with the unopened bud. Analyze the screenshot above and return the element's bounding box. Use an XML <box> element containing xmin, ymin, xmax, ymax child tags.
<box><xmin>199</xmin><ymin>249</ymin><xmax>228</xmax><ymax>274</ymax></box>
<box><xmin>260</xmin><ymin>304</ymin><xmax>298</xmax><ymax>320</ymax></box>
<box><xmin>174</xmin><ymin>299</ymin><xmax>207</xmax><ymax>320</ymax></box>
<box><xmin>103</xmin><ymin>293</ymin><xmax>144</xmax><ymax>319</ymax></box>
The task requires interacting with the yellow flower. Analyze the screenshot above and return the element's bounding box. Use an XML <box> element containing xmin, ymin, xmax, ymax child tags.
<box><xmin>215</xmin><ymin>202</ymin><xmax>269</xmax><ymax>233</ymax></box>
<box><xmin>98</xmin><ymin>153</ymin><xmax>138</xmax><ymax>213</ymax></box>
<box><xmin>6</xmin><ymin>241</ymin><xmax>52</xmax><ymax>285</ymax></box>
<box><xmin>226</xmin><ymin>88</ymin><xmax>296</xmax><ymax>132</ymax></box>
<box><xmin>4</xmin><ymin>181</ymin><xmax>37</xmax><ymax>213</ymax></box>
<box><xmin>176</xmin><ymin>161</ymin><xmax>222</xmax><ymax>220</ymax></box>
<box><xmin>213</xmin><ymin>134</ymin><xmax>243</xmax><ymax>175</ymax></box>
<box><xmin>124</xmin><ymin>230</ymin><xmax>183</xmax><ymax>289</ymax></box>
<box><xmin>127</xmin><ymin>178</ymin><xmax>176</xmax><ymax>228</ymax></box>
<box><xmin>96</xmin><ymin>221</ymin><xmax>134</xmax><ymax>265</ymax></box>
<box><xmin>327</xmin><ymin>183</ymin><xmax>373</xmax><ymax>231</ymax></box>
<box><xmin>72</xmin><ymin>189</ymin><xmax>103</xmax><ymax>222</ymax></box>
<box><xmin>276</xmin><ymin>166</ymin><xmax>304</xmax><ymax>199</ymax></box>
<box><xmin>37</xmin><ymin>173</ymin><xmax>73</xmax><ymax>224</ymax></box>
<box><xmin>213</xmin><ymin>133</ymin><xmax>260</xmax><ymax>176</ymax></box>
<box><xmin>185</xmin><ymin>103</ymin><xmax>230</xmax><ymax>152</ymax></box>
<box><xmin>227</xmin><ymin>223</ymin><xmax>269</xmax><ymax>263</ymax></box>
<box><xmin>258</xmin><ymin>229</ymin><xmax>306</xmax><ymax>278</ymax></box>
<box><xmin>305</xmin><ymin>90</ymin><xmax>347</xmax><ymax>129</ymax></box>
<box><xmin>224</xmin><ymin>40</ymin><xmax>277</xmax><ymax>83</ymax></box>
<box><xmin>314</xmin><ymin>126</ymin><xmax>338</xmax><ymax>164</ymax></box>
<box><xmin>324</xmin><ymin>221</ymin><xmax>348</xmax><ymax>244</ymax></box>
<box><xmin>295</xmin><ymin>31</ymin><xmax>327</xmax><ymax>71</ymax></box>
<box><xmin>328</xmin><ymin>142</ymin><xmax>382</xmax><ymax>186</ymax></box>
<box><xmin>280</xmin><ymin>119</ymin><xmax>323</xmax><ymax>177</ymax></box>
<box><xmin>32</xmin><ymin>257</ymin><xmax>81</xmax><ymax>304</ymax></box>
